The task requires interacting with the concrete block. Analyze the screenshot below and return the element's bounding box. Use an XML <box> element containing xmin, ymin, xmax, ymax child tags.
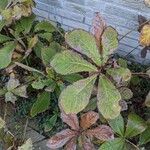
<box><xmin>33</xmin><ymin>8</ymin><xmax>49</xmax><ymax>19</ymax></box>
<box><xmin>55</xmin><ymin>8</ymin><xmax>84</xmax><ymax>22</ymax></box>
<box><xmin>64</xmin><ymin>1</ymin><xmax>94</xmax><ymax>17</ymax></box>
<box><xmin>66</xmin><ymin>0</ymin><xmax>85</xmax><ymax>5</ymax></box>
<box><xmin>62</xmin><ymin>18</ymin><xmax>90</xmax><ymax>30</ymax></box>
<box><xmin>36</xmin><ymin>1</ymin><xmax>55</xmax><ymax>13</ymax></box>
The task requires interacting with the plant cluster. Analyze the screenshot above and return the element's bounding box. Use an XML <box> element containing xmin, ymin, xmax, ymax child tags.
<box><xmin>0</xmin><ymin>1</ymin><xmax>150</xmax><ymax>150</ymax></box>
<box><xmin>47</xmin><ymin>13</ymin><xmax>150</xmax><ymax>149</ymax></box>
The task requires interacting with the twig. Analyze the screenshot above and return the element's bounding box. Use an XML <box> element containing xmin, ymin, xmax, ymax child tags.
<box><xmin>23</xmin><ymin>118</ymin><xmax>29</xmax><ymax>141</ymax></box>
<box><xmin>125</xmin><ymin>45</ymin><xmax>140</xmax><ymax>59</ymax></box>
<box><xmin>119</xmin><ymin>19</ymin><xmax>150</xmax><ymax>41</ymax></box>
<box><xmin>3</xmin><ymin>103</ymin><xmax>7</xmax><ymax>121</ymax></box>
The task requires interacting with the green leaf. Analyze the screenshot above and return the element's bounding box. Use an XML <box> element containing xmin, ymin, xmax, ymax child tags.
<box><xmin>0</xmin><ymin>34</ymin><xmax>12</xmax><ymax>43</ymax></box>
<box><xmin>139</xmin><ymin>126</ymin><xmax>150</xmax><ymax>145</ymax></box>
<box><xmin>60</xmin><ymin>75</ymin><xmax>97</xmax><ymax>114</ymax></box>
<box><xmin>34</xmin><ymin>21</ymin><xmax>56</xmax><ymax>33</ymax></box>
<box><xmin>28</xmin><ymin>35</ymin><xmax>38</xmax><ymax>49</ymax></box>
<box><xmin>145</xmin><ymin>91</ymin><xmax>150</xmax><ymax>107</ymax></box>
<box><xmin>31</xmin><ymin>78</ymin><xmax>54</xmax><ymax>90</ymax></box>
<box><xmin>30</xmin><ymin>92</ymin><xmax>51</xmax><ymax>117</ymax></box>
<box><xmin>12</xmin><ymin>85</ymin><xmax>27</xmax><ymax>98</ymax></box>
<box><xmin>0</xmin><ymin>42</ymin><xmax>16</xmax><ymax>69</ymax></box>
<box><xmin>118</xmin><ymin>58</ymin><xmax>127</xmax><ymax>68</ymax></box>
<box><xmin>83</xmin><ymin>97</ymin><xmax>97</xmax><ymax>112</ymax></box>
<box><xmin>131</xmin><ymin>76</ymin><xmax>141</xmax><ymax>86</ymax></box>
<box><xmin>65</xmin><ymin>29</ymin><xmax>102</xmax><ymax>66</ymax></box>
<box><xmin>107</xmin><ymin>67</ymin><xmax>131</xmax><ymax>83</ymax></box>
<box><xmin>97</xmin><ymin>74</ymin><xmax>121</xmax><ymax>119</ymax></box>
<box><xmin>0</xmin><ymin>20</ymin><xmax>6</xmax><ymax>31</ymax></box>
<box><xmin>102</xmin><ymin>26</ymin><xmax>118</xmax><ymax>58</ymax></box>
<box><xmin>38</xmin><ymin>32</ymin><xmax>53</xmax><ymax>42</ymax></box>
<box><xmin>18</xmin><ymin>138</ymin><xmax>33</xmax><ymax>150</ymax></box>
<box><xmin>0</xmin><ymin>89</ymin><xmax>7</xmax><ymax>96</ymax></box>
<box><xmin>62</xmin><ymin>73</ymin><xmax>83</xmax><ymax>83</ymax></box>
<box><xmin>33</xmin><ymin>41</ymin><xmax>43</xmax><ymax>58</ymax></box>
<box><xmin>15</xmin><ymin>15</ymin><xmax>35</xmax><ymax>36</ymax></box>
<box><xmin>32</xmin><ymin>79</ymin><xmax>46</xmax><ymax>90</ymax></box>
<box><xmin>41</xmin><ymin>42</ymin><xmax>61</xmax><ymax>66</ymax></box>
<box><xmin>0</xmin><ymin>0</ymin><xmax>8</xmax><ymax>10</ymax></box>
<box><xmin>100</xmin><ymin>138</ymin><xmax>125</xmax><ymax>150</ymax></box>
<box><xmin>119</xmin><ymin>87</ymin><xmax>133</xmax><ymax>100</ymax></box>
<box><xmin>0</xmin><ymin>117</ymin><xmax>5</xmax><ymax>129</ymax></box>
<box><xmin>108</xmin><ymin>115</ymin><xmax>125</xmax><ymax>137</ymax></box>
<box><xmin>44</xmin><ymin>115</ymin><xmax>57</xmax><ymax>132</ymax></box>
<box><xmin>5</xmin><ymin>92</ymin><xmax>17</xmax><ymax>104</ymax></box>
<box><xmin>125</xmin><ymin>113</ymin><xmax>147</xmax><ymax>138</ymax></box>
<box><xmin>51</xmin><ymin>50</ymin><xmax>97</xmax><ymax>75</ymax></box>
<box><xmin>100</xmin><ymin>138</ymin><xmax>139</xmax><ymax>150</ymax></box>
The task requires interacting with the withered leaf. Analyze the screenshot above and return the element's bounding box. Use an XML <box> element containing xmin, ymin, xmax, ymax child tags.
<box><xmin>47</xmin><ymin>129</ymin><xmax>77</xmax><ymax>149</ymax></box>
<box><xmin>140</xmin><ymin>24</ymin><xmax>150</xmax><ymax>46</ymax></box>
<box><xmin>138</xmin><ymin>15</ymin><xmax>147</xmax><ymax>32</ymax></box>
<box><xmin>91</xmin><ymin>12</ymin><xmax>106</xmax><ymax>49</ymax></box>
<box><xmin>141</xmin><ymin>47</ymin><xmax>148</xmax><ymax>58</ymax></box>
<box><xmin>119</xmin><ymin>100</ymin><xmax>128</xmax><ymax>111</ymax></box>
<box><xmin>61</xmin><ymin>112</ymin><xmax>79</xmax><ymax>130</ymax></box>
<box><xmin>64</xmin><ymin>137</ymin><xmax>77</xmax><ymax>150</ymax></box>
<box><xmin>80</xmin><ymin>111</ymin><xmax>99</xmax><ymax>129</ymax></box>
<box><xmin>86</xmin><ymin>125</ymin><xmax>114</xmax><ymax>141</ymax></box>
<box><xmin>81</xmin><ymin>135</ymin><xmax>95</xmax><ymax>150</ymax></box>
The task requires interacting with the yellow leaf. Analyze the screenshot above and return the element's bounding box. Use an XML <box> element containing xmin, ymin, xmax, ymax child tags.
<box><xmin>140</xmin><ymin>24</ymin><xmax>150</xmax><ymax>46</ymax></box>
<box><xmin>28</xmin><ymin>35</ymin><xmax>38</xmax><ymax>49</ymax></box>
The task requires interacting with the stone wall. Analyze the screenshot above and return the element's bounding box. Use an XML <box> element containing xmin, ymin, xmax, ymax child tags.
<box><xmin>34</xmin><ymin>0</ymin><xmax>150</xmax><ymax>64</ymax></box>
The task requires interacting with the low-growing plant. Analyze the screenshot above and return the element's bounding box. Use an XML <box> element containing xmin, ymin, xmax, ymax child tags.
<box><xmin>47</xmin><ymin>111</ymin><xmax>114</xmax><ymax>149</ymax></box>
<box><xmin>50</xmin><ymin>13</ymin><xmax>132</xmax><ymax>119</ymax></box>
<box><xmin>0</xmin><ymin>0</ymin><xmax>64</xmax><ymax>112</ymax></box>
<box><xmin>0</xmin><ymin>116</ymin><xmax>33</xmax><ymax>149</ymax></box>
<box><xmin>100</xmin><ymin>114</ymin><xmax>148</xmax><ymax>149</ymax></box>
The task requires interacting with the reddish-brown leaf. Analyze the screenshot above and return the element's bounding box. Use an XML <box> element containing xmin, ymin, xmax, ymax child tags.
<box><xmin>91</xmin><ymin>12</ymin><xmax>106</xmax><ymax>48</ymax></box>
<box><xmin>138</xmin><ymin>15</ymin><xmax>147</xmax><ymax>32</ymax></box>
<box><xmin>86</xmin><ymin>125</ymin><xmax>114</xmax><ymax>141</ymax></box>
<box><xmin>61</xmin><ymin>112</ymin><xmax>79</xmax><ymax>130</ymax></box>
<box><xmin>141</xmin><ymin>47</ymin><xmax>148</xmax><ymax>58</ymax></box>
<box><xmin>64</xmin><ymin>137</ymin><xmax>77</xmax><ymax>150</ymax></box>
<box><xmin>119</xmin><ymin>100</ymin><xmax>128</xmax><ymax>111</ymax></box>
<box><xmin>81</xmin><ymin>135</ymin><xmax>96</xmax><ymax>150</ymax></box>
<box><xmin>80</xmin><ymin>111</ymin><xmax>99</xmax><ymax>129</ymax></box>
<box><xmin>47</xmin><ymin>129</ymin><xmax>77</xmax><ymax>149</ymax></box>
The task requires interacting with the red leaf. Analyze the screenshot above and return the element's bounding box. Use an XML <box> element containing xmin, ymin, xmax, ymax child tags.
<box><xmin>61</xmin><ymin>112</ymin><xmax>79</xmax><ymax>130</ymax></box>
<box><xmin>81</xmin><ymin>135</ymin><xmax>96</xmax><ymax>150</ymax></box>
<box><xmin>91</xmin><ymin>12</ymin><xmax>106</xmax><ymax>48</ymax></box>
<box><xmin>64</xmin><ymin>137</ymin><xmax>77</xmax><ymax>150</ymax></box>
<box><xmin>47</xmin><ymin>129</ymin><xmax>77</xmax><ymax>149</ymax></box>
<box><xmin>86</xmin><ymin>125</ymin><xmax>114</xmax><ymax>141</ymax></box>
<box><xmin>80</xmin><ymin>111</ymin><xmax>99</xmax><ymax>129</ymax></box>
